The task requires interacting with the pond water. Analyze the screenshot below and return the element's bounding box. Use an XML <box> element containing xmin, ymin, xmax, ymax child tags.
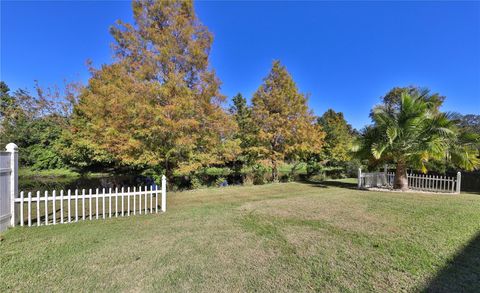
<box><xmin>19</xmin><ymin>174</ymin><xmax>157</xmax><ymax>193</ymax></box>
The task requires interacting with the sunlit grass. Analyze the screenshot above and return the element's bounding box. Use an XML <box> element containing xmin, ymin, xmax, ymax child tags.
<box><xmin>1</xmin><ymin>179</ymin><xmax>479</xmax><ymax>292</ymax></box>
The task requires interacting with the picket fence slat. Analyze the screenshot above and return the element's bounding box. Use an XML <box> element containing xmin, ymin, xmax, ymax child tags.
<box><xmin>36</xmin><ymin>191</ymin><xmax>40</xmax><ymax>227</ymax></box>
<box><xmin>121</xmin><ymin>187</ymin><xmax>124</xmax><ymax>217</ymax></box>
<box><xmin>109</xmin><ymin>188</ymin><xmax>112</xmax><ymax>218</ymax></box>
<box><xmin>44</xmin><ymin>191</ymin><xmax>48</xmax><ymax>225</ymax></box>
<box><xmin>27</xmin><ymin>191</ymin><xmax>32</xmax><ymax>227</ymax></box>
<box><xmin>60</xmin><ymin>190</ymin><xmax>64</xmax><ymax>224</ymax></box>
<box><xmin>13</xmin><ymin>178</ymin><xmax>166</xmax><ymax>228</ymax></box>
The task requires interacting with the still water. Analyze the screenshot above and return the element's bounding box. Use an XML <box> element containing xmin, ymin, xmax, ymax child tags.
<box><xmin>19</xmin><ymin>174</ymin><xmax>157</xmax><ymax>193</ymax></box>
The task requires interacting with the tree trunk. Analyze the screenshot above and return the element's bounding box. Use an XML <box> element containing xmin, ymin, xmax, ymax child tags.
<box><xmin>394</xmin><ymin>161</ymin><xmax>408</xmax><ymax>190</ymax></box>
<box><xmin>272</xmin><ymin>159</ymin><xmax>279</xmax><ymax>182</ymax></box>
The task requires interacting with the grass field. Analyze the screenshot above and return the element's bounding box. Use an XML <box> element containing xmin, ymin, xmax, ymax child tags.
<box><xmin>1</xmin><ymin>179</ymin><xmax>480</xmax><ymax>292</ymax></box>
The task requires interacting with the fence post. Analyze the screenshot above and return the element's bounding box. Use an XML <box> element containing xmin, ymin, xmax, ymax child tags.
<box><xmin>6</xmin><ymin>143</ymin><xmax>18</xmax><ymax>227</ymax></box>
<box><xmin>357</xmin><ymin>168</ymin><xmax>362</xmax><ymax>189</ymax></box>
<box><xmin>161</xmin><ymin>175</ymin><xmax>167</xmax><ymax>212</ymax></box>
<box><xmin>456</xmin><ymin>172</ymin><xmax>461</xmax><ymax>194</ymax></box>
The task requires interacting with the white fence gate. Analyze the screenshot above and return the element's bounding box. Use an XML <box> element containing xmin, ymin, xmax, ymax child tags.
<box><xmin>358</xmin><ymin>167</ymin><xmax>461</xmax><ymax>194</ymax></box>
<box><xmin>0</xmin><ymin>143</ymin><xmax>167</xmax><ymax>232</ymax></box>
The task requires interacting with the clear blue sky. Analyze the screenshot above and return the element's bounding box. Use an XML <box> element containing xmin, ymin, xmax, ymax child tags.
<box><xmin>2</xmin><ymin>1</ymin><xmax>479</xmax><ymax>129</ymax></box>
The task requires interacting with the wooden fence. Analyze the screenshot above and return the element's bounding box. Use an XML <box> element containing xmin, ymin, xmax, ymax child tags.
<box><xmin>0</xmin><ymin>143</ymin><xmax>167</xmax><ymax>232</ymax></box>
<box><xmin>358</xmin><ymin>168</ymin><xmax>461</xmax><ymax>194</ymax></box>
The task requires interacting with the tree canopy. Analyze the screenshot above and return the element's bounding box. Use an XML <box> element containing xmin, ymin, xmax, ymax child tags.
<box><xmin>252</xmin><ymin>60</ymin><xmax>324</xmax><ymax>181</ymax></box>
<box><xmin>68</xmin><ymin>0</ymin><xmax>234</xmax><ymax>177</ymax></box>
<box><xmin>317</xmin><ymin>109</ymin><xmax>354</xmax><ymax>165</ymax></box>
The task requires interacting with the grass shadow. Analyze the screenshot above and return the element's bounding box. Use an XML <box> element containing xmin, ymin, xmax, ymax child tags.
<box><xmin>297</xmin><ymin>178</ymin><xmax>359</xmax><ymax>190</ymax></box>
<box><xmin>423</xmin><ymin>231</ymin><xmax>480</xmax><ymax>292</ymax></box>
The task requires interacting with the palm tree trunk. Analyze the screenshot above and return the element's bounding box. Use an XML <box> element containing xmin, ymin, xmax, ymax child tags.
<box><xmin>394</xmin><ymin>161</ymin><xmax>408</xmax><ymax>190</ymax></box>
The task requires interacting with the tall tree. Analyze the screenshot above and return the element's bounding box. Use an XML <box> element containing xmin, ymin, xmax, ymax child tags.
<box><xmin>69</xmin><ymin>0</ymin><xmax>234</xmax><ymax>176</ymax></box>
<box><xmin>230</xmin><ymin>93</ymin><xmax>259</xmax><ymax>166</ymax></box>
<box><xmin>357</xmin><ymin>90</ymin><xmax>479</xmax><ymax>190</ymax></box>
<box><xmin>252</xmin><ymin>60</ymin><xmax>324</xmax><ymax>181</ymax></box>
<box><xmin>317</xmin><ymin>109</ymin><xmax>354</xmax><ymax>165</ymax></box>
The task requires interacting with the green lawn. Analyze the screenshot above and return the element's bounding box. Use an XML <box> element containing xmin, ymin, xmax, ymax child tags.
<box><xmin>1</xmin><ymin>180</ymin><xmax>480</xmax><ymax>292</ymax></box>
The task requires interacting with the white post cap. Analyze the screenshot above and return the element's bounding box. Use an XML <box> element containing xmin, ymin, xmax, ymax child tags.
<box><xmin>5</xmin><ymin>143</ymin><xmax>18</xmax><ymax>152</ymax></box>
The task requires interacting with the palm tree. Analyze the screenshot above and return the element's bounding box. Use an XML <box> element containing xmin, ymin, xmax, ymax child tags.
<box><xmin>357</xmin><ymin>92</ymin><xmax>479</xmax><ymax>190</ymax></box>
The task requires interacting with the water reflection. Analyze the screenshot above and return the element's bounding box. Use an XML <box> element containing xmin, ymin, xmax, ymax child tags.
<box><xmin>19</xmin><ymin>174</ymin><xmax>157</xmax><ymax>193</ymax></box>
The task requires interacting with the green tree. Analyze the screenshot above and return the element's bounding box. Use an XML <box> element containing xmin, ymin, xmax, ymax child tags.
<box><xmin>457</xmin><ymin>114</ymin><xmax>480</xmax><ymax>134</ymax></box>
<box><xmin>317</xmin><ymin>109</ymin><xmax>354</xmax><ymax>165</ymax></box>
<box><xmin>0</xmin><ymin>82</ymin><xmax>73</xmax><ymax>169</ymax></box>
<box><xmin>357</xmin><ymin>89</ymin><xmax>479</xmax><ymax>190</ymax></box>
<box><xmin>230</xmin><ymin>93</ymin><xmax>259</xmax><ymax>166</ymax></box>
<box><xmin>0</xmin><ymin>81</ymin><xmax>15</xmax><ymax>123</ymax></box>
<box><xmin>69</xmin><ymin>0</ymin><xmax>234</xmax><ymax>177</ymax></box>
<box><xmin>252</xmin><ymin>60</ymin><xmax>324</xmax><ymax>181</ymax></box>
<box><xmin>380</xmin><ymin>86</ymin><xmax>445</xmax><ymax>115</ymax></box>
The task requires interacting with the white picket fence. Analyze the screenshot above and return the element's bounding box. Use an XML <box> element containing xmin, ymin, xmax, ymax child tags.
<box><xmin>358</xmin><ymin>168</ymin><xmax>461</xmax><ymax>194</ymax></box>
<box><xmin>14</xmin><ymin>180</ymin><xmax>166</xmax><ymax>227</ymax></box>
<box><xmin>0</xmin><ymin>143</ymin><xmax>167</xmax><ymax>231</ymax></box>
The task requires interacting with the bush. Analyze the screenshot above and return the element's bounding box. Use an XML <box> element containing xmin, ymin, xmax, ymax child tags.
<box><xmin>190</xmin><ymin>176</ymin><xmax>203</xmax><ymax>189</ymax></box>
<box><xmin>280</xmin><ymin>173</ymin><xmax>295</xmax><ymax>182</ymax></box>
<box><xmin>215</xmin><ymin>177</ymin><xmax>228</xmax><ymax>187</ymax></box>
<box><xmin>306</xmin><ymin>161</ymin><xmax>322</xmax><ymax>176</ymax></box>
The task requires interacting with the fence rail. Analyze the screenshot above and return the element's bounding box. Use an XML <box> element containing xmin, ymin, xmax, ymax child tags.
<box><xmin>13</xmin><ymin>181</ymin><xmax>166</xmax><ymax>227</ymax></box>
<box><xmin>358</xmin><ymin>168</ymin><xmax>461</xmax><ymax>194</ymax></box>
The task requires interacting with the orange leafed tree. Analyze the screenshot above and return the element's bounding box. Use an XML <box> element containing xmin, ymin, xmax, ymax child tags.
<box><xmin>252</xmin><ymin>61</ymin><xmax>325</xmax><ymax>181</ymax></box>
<box><xmin>67</xmin><ymin>0</ymin><xmax>235</xmax><ymax>176</ymax></box>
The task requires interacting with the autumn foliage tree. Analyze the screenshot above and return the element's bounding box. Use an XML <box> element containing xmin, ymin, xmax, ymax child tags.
<box><xmin>68</xmin><ymin>0</ymin><xmax>234</xmax><ymax>177</ymax></box>
<box><xmin>252</xmin><ymin>61</ymin><xmax>324</xmax><ymax>181</ymax></box>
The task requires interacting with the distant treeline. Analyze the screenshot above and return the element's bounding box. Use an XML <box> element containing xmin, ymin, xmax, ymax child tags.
<box><xmin>1</xmin><ymin>0</ymin><xmax>479</xmax><ymax>189</ymax></box>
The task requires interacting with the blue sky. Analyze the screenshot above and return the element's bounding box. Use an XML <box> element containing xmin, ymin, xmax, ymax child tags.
<box><xmin>2</xmin><ymin>1</ymin><xmax>479</xmax><ymax>129</ymax></box>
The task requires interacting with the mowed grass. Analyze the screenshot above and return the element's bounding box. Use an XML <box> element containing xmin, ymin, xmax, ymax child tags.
<box><xmin>1</xmin><ymin>180</ymin><xmax>480</xmax><ymax>292</ymax></box>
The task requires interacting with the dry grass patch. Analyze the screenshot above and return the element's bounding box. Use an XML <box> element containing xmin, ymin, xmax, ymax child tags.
<box><xmin>1</xmin><ymin>180</ymin><xmax>480</xmax><ymax>292</ymax></box>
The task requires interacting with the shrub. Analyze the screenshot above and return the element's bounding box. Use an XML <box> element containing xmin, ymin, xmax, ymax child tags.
<box><xmin>215</xmin><ymin>177</ymin><xmax>228</xmax><ymax>187</ymax></box>
<box><xmin>190</xmin><ymin>176</ymin><xmax>203</xmax><ymax>189</ymax></box>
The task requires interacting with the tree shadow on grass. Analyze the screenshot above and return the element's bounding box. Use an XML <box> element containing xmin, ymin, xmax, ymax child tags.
<box><xmin>423</xmin><ymin>231</ymin><xmax>480</xmax><ymax>292</ymax></box>
<box><xmin>297</xmin><ymin>179</ymin><xmax>359</xmax><ymax>190</ymax></box>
